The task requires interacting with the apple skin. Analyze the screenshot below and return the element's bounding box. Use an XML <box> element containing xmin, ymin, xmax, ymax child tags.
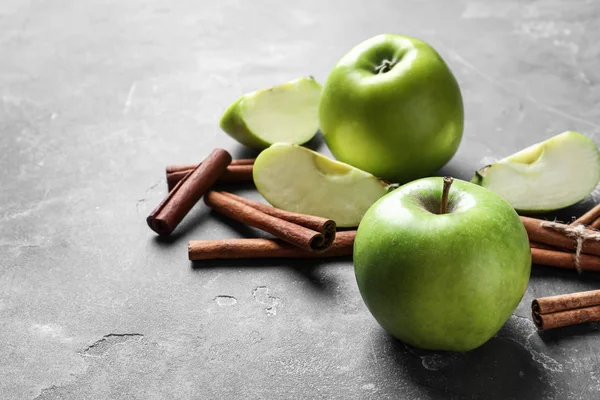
<box><xmin>220</xmin><ymin>97</ymin><xmax>269</xmax><ymax>149</ymax></box>
<box><xmin>319</xmin><ymin>34</ymin><xmax>463</xmax><ymax>184</ymax></box>
<box><xmin>354</xmin><ymin>178</ymin><xmax>531</xmax><ymax>352</ymax></box>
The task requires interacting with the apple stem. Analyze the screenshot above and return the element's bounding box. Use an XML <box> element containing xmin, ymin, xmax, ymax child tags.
<box><xmin>440</xmin><ymin>176</ymin><xmax>454</xmax><ymax>214</ymax></box>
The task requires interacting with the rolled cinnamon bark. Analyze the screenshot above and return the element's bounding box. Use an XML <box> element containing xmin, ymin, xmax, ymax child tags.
<box><xmin>218</xmin><ymin>165</ymin><xmax>254</xmax><ymax>183</ymax></box>
<box><xmin>571</xmin><ymin>204</ymin><xmax>600</xmax><ymax>226</ymax></box>
<box><xmin>204</xmin><ymin>191</ymin><xmax>329</xmax><ymax>252</ymax></box>
<box><xmin>530</xmin><ymin>247</ymin><xmax>600</xmax><ymax>271</ymax></box>
<box><xmin>189</xmin><ymin>230</ymin><xmax>356</xmax><ymax>260</ymax></box>
<box><xmin>520</xmin><ymin>216</ymin><xmax>600</xmax><ymax>257</ymax></box>
<box><xmin>167</xmin><ymin>158</ymin><xmax>255</xmax><ymax>174</ymax></box>
<box><xmin>590</xmin><ymin>218</ymin><xmax>600</xmax><ymax>230</ymax></box>
<box><xmin>532</xmin><ymin>289</ymin><xmax>600</xmax><ymax>330</ymax></box>
<box><xmin>219</xmin><ymin>192</ymin><xmax>336</xmax><ymax>249</ymax></box>
<box><xmin>147</xmin><ymin>149</ymin><xmax>232</xmax><ymax>236</ymax></box>
<box><xmin>529</xmin><ymin>242</ymin><xmax>556</xmax><ymax>250</ymax></box>
<box><xmin>167</xmin><ymin>164</ymin><xmax>253</xmax><ymax>190</ymax></box>
<box><xmin>533</xmin><ymin>306</ymin><xmax>600</xmax><ymax>330</ymax></box>
<box><xmin>166</xmin><ymin>170</ymin><xmax>190</xmax><ymax>190</ymax></box>
<box><xmin>534</xmin><ymin>289</ymin><xmax>600</xmax><ymax>314</ymax></box>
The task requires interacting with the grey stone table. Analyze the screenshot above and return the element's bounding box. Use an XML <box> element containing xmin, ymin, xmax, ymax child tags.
<box><xmin>2</xmin><ymin>1</ymin><xmax>600</xmax><ymax>399</ymax></box>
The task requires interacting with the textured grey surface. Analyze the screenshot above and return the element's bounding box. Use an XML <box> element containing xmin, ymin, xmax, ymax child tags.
<box><xmin>2</xmin><ymin>0</ymin><xmax>600</xmax><ymax>399</ymax></box>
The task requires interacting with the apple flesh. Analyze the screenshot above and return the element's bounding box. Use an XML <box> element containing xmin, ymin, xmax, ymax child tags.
<box><xmin>319</xmin><ymin>34</ymin><xmax>463</xmax><ymax>184</ymax></box>
<box><xmin>220</xmin><ymin>77</ymin><xmax>322</xmax><ymax>149</ymax></box>
<box><xmin>253</xmin><ymin>143</ymin><xmax>389</xmax><ymax>227</ymax></box>
<box><xmin>354</xmin><ymin>177</ymin><xmax>531</xmax><ymax>351</ymax></box>
<box><xmin>471</xmin><ymin>131</ymin><xmax>600</xmax><ymax>212</ymax></box>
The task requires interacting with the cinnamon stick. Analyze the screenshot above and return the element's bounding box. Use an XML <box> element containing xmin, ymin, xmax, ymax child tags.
<box><xmin>520</xmin><ymin>216</ymin><xmax>600</xmax><ymax>257</ymax></box>
<box><xmin>570</xmin><ymin>204</ymin><xmax>600</xmax><ymax>227</ymax></box>
<box><xmin>529</xmin><ymin>242</ymin><xmax>556</xmax><ymax>250</ymax></box>
<box><xmin>147</xmin><ymin>149</ymin><xmax>232</xmax><ymax>236</ymax></box>
<box><xmin>167</xmin><ymin>158</ymin><xmax>254</xmax><ymax>174</ymax></box>
<box><xmin>166</xmin><ymin>170</ymin><xmax>191</xmax><ymax>190</ymax></box>
<box><xmin>532</xmin><ymin>289</ymin><xmax>600</xmax><ymax>330</ymax></box>
<box><xmin>219</xmin><ymin>192</ymin><xmax>336</xmax><ymax>248</ymax></box>
<box><xmin>590</xmin><ymin>218</ymin><xmax>600</xmax><ymax>230</ymax></box>
<box><xmin>167</xmin><ymin>165</ymin><xmax>253</xmax><ymax>190</ymax></box>
<box><xmin>189</xmin><ymin>230</ymin><xmax>356</xmax><ymax>260</ymax></box>
<box><xmin>203</xmin><ymin>191</ymin><xmax>330</xmax><ymax>252</ymax></box>
<box><xmin>531</xmin><ymin>247</ymin><xmax>600</xmax><ymax>271</ymax></box>
<box><xmin>217</xmin><ymin>165</ymin><xmax>253</xmax><ymax>183</ymax></box>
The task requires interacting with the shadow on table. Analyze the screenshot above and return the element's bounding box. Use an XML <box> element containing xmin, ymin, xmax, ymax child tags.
<box><xmin>536</xmin><ymin>321</ymin><xmax>600</xmax><ymax>345</ymax></box>
<box><xmin>524</xmin><ymin>198</ymin><xmax>594</xmax><ymax>224</ymax></box>
<box><xmin>230</xmin><ymin>144</ymin><xmax>260</xmax><ymax>159</ymax></box>
<box><xmin>151</xmin><ymin>207</ymin><xmax>213</xmax><ymax>246</ymax></box>
<box><xmin>531</xmin><ymin>264</ymin><xmax>600</xmax><ymax>283</ymax></box>
<box><xmin>303</xmin><ymin>131</ymin><xmax>326</xmax><ymax>152</ymax></box>
<box><xmin>373</xmin><ymin>326</ymin><xmax>556</xmax><ymax>399</ymax></box>
<box><xmin>190</xmin><ymin>256</ymin><xmax>351</xmax><ymax>292</ymax></box>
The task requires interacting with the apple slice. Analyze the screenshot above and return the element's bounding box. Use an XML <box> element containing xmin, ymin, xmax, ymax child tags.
<box><xmin>253</xmin><ymin>143</ymin><xmax>390</xmax><ymax>227</ymax></box>
<box><xmin>220</xmin><ymin>77</ymin><xmax>322</xmax><ymax>149</ymax></box>
<box><xmin>471</xmin><ymin>131</ymin><xmax>600</xmax><ymax>212</ymax></box>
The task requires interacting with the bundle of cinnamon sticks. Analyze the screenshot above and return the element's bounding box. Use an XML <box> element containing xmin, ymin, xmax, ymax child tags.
<box><xmin>147</xmin><ymin>148</ymin><xmax>355</xmax><ymax>258</ymax></box>
<box><xmin>522</xmin><ymin>208</ymin><xmax>600</xmax><ymax>331</ymax></box>
<box><xmin>522</xmin><ymin>215</ymin><xmax>600</xmax><ymax>272</ymax></box>
<box><xmin>147</xmin><ymin>148</ymin><xmax>600</xmax><ymax>331</ymax></box>
<box><xmin>532</xmin><ymin>289</ymin><xmax>600</xmax><ymax>330</ymax></box>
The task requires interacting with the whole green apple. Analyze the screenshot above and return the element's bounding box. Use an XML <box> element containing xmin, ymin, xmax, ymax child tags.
<box><xmin>319</xmin><ymin>34</ymin><xmax>464</xmax><ymax>184</ymax></box>
<box><xmin>354</xmin><ymin>177</ymin><xmax>531</xmax><ymax>351</ymax></box>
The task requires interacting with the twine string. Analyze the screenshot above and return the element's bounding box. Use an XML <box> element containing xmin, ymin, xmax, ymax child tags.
<box><xmin>540</xmin><ymin>221</ymin><xmax>600</xmax><ymax>272</ymax></box>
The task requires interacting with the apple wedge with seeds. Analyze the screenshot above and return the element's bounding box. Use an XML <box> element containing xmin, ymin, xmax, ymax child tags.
<box><xmin>220</xmin><ymin>77</ymin><xmax>322</xmax><ymax>149</ymax></box>
<box><xmin>471</xmin><ymin>131</ymin><xmax>600</xmax><ymax>213</ymax></box>
<box><xmin>253</xmin><ymin>143</ymin><xmax>390</xmax><ymax>227</ymax></box>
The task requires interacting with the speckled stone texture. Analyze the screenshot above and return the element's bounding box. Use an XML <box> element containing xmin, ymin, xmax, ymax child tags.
<box><xmin>2</xmin><ymin>1</ymin><xmax>600</xmax><ymax>399</ymax></box>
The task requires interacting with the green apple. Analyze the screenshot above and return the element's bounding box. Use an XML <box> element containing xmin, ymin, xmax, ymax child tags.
<box><xmin>354</xmin><ymin>177</ymin><xmax>531</xmax><ymax>351</ymax></box>
<box><xmin>319</xmin><ymin>34</ymin><xmax>463</xmax><ymax>184</ymax></box>
<box><xmin>471</xmin><ymin>131</ymin><xmax>600</xmax><ymax>213</ymax></box>
<box><xmin>253</xmin><ymin>143</ymin><xmax>389</xmax><ymax>227</ymax></box>
<box><xmin>220</xmin><ymin>77</ymin><xmax>321</xmax><ymax>149</ymax></box>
